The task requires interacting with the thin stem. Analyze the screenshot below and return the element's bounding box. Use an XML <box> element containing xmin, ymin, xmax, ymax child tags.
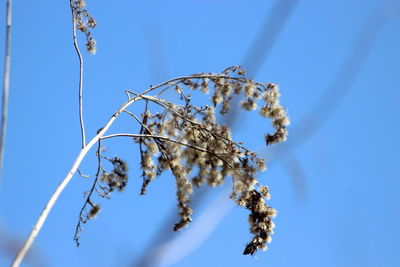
<box><xmin>77</xmin><ymin>168</ymin><xmax>90</xmax><ymax>178</ymax></box>
<box><xmin>123</xmin><ymin>110</ymin><xmax>142</xmax><ymax>124</ymax></box>
<box><xmin>0</xmin><ymin>0</ymin><xmax>12</xmax><ymax>183</ymax></box>
<box><xmin>155</xmin><ymin>83</ymin><xmax>176</xmax><ymax>97</ymax></box>
<box><xmin>74</xmin><ymin>140</ymin><xmax>103</xmax><ymax>246</ymax></box>
<box><xmin>70</xmin><ymin>1</ymin><xmax>86</xmax><ymax>148</ymax></box>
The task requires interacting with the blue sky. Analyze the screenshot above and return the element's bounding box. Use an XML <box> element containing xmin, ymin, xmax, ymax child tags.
<box><xmin>1</xmin><ymin>0</ymin><xmax>400</xmax><ymax>266</ymax></box>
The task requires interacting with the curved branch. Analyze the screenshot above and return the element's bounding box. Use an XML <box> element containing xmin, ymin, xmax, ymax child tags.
<box><xmin>11</xmin><ymin>93</ymin><xmax>148</xmax><ymax>267</ymax></box>
<box><xmin>12</xmin><ymin>69</ymin><xmax>267</xmax><ymax>266</ymax></box>
<box><xmin>11</xmin><ymin>71</ymin><xmax>220</xmax><ymax>265</ymax></box>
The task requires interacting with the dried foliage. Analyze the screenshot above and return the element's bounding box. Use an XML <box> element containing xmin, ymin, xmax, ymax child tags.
<box><xmin>11</xmin><ymin>3</ymin><xmax>290</xmax><ymax>267</ymax></box>
<box><xmin>74</xmin><ymin>140</ymin><xmax>128</xmax><ymax>246</ymax></box>
<box><xmin>68</xmin><ymin>1</ymin><xmax>289</xmax><ymax>258</ymax></box>
<box><xmin>74</xmin><ymin>66</ymin><xmax>289</xmax><ymax>255</ymax></box>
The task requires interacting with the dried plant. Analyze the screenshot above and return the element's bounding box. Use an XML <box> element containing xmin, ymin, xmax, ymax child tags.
<box><xmin>12</xmin><ymin>2</ymin><xmax>289</xmax><ymax>267</ymax></box>
<box><xmin>73</xmin><ymin>66</ymin><xmax>289</xmax><ymax>255</ymax></box>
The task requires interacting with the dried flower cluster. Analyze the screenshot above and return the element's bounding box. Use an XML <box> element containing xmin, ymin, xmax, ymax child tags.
<box><xmin>70</xmin><ymin>0</ymin><xmax>97</xmax><ymax>54</ymax></box>
<box><xmin>242</xmin><ymin>189</ymin><xmax>277</xmax><ymax>255</ymax></box>
<box><xmin>133</xmin><ymin>66</ymin><xmax>287</xmax><ymax>253</ymax></box>
<box><xmin>74</xmin><ymin>143</ymin><xmax>128</xmax><ymax>246</ymax></box>
<box><xmin>259</xmin><ymin>83</ymin><xmax>289</xmax><ymax>145</ymax></box>
<box><xmin>74</xmin><ymin>66</ymin><xmax>289</xmax><ymax>255</ymax></box>
<box><xmin>99</xmin><ymin>157</ymin><xmax>128</xmax><ymax>195</ymax></box>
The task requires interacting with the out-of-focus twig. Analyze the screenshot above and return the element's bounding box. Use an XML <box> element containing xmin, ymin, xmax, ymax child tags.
<box><xmin>147</xmin><ymin>191</ymin><xmax>233</xmax><ymax>267</ymax></box>
<box><xmin>0</xmin><ymin>0</ymin><xmax>12</xmax><ymax>183</ymax></box>
<box><xmin>284</xmin><ymin>156</ymin><xmax>308</xmax><ymax>199</ymax></box>
<box><xmin>143</xmin><ymin>23</ymin><xmax>169</xmax><ymax>84</ymax></box>
<box><xmin>0</xmin><ymin>226</ymin><xmax>48</xmax><ymax>267</ymax></box>
<box><xmin>262</xmin><ymin>0</ymin><xmax>388</xmax><ymax>162</ymax></box>
<box><xmin>242</xmin><ymin>0</ymin><xmax>300</xmax><ymax>75</ymax></box>
<box><xmin>131</xmin><ymin>187</ymin><xmax>208</xmax><ymax>267</ymax></box>
<box><xmin>223</xmin><ymin>0</ymin><xmax>300</xmax><ymax>128</ymax></box>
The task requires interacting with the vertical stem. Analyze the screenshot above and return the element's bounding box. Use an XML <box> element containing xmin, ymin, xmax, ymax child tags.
<box><xmin>0</xmin><ymin>0</ymin><xmax>12</xmax><ymax>183</ymax></box>
<box><xmin>70</xmin><ymin>1</ymin><xmax>86</xmax><ymax>148</ymax></box>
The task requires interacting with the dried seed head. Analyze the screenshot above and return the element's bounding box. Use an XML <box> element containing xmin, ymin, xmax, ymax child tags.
<box><xmin>240</xmin><ymin>98</ymin><xmax>257</xmax><ymax>111</ymax></box>
<box><xmin>87</xmin><ymin>203</ymin><xmax>100</xmax><ymax>220</ymax></box>
<box><xmin>255</xmin><ymin>158</ymin><xmax>267</xmax><ymax>172</ymax></box>
<box><xmin>201</xmin><ymin>78</ymin><xmax>210</xmax><ymax>94</ymax></box>
<box><xmin>75</xmin><ymin>0</ymin><xmax>86</xmax><ymax>9</ymax></box>
<box><xmin>211</xmin><ymin>94</ymin><xmax>223</xmax><ymax>107</ymax></box>
<box><xmin>86</xmin><ymin>37</ymin><xmax>97</xmax><ymax>55</ymax></box>
<box><xmin>244</xmin><ymin>80</ymin><xmax>256</xmax><ymax>97</ymax></box>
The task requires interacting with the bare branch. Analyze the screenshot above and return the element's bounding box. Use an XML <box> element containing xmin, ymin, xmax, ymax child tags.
<box><xmin>11</xmin><ymin>91</ymin><xmax>152</xmax><ymax>266</ymax></box>
<box><xmin>69</xmin><ymin>0</ymin><xmax>86</xmax><ymax>148</ymax></box>
<box><xmin>0</xmin><ymin>0</ymin><xmax>12</xmax><ymax>183</ymax></box>
<box><xmin>74</xmin><ymin>140</ymin><xmax>103</xmax><ymax>246</ymax></box>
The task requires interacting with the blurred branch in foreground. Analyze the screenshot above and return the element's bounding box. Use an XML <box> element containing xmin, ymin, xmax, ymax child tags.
<box><xmin>264</xmin><ymin>0</ymin><xmax>391</xmax><ymax>162</ymax></box>
<box><xmin>143</xmin><ymin>23</ymin><xmax>169</xmax><ymax>84</ymax></box>
<box><xmin>284</xmin><ymin>156</ymin><xmax>308</xmax><ymax>200</ymax></box>
<box><xmin>140</xmin><ymin>192</ymin><xmax>232</xmax><ymax>267</ymax></box>
<box><xmin>0</xmin><ymin>0</ymin><xmax>12</xmax><ymax>184</ymax></box>
<box><xmin>223</xmin><ymin>0</ymin><xmax>300</xmax><ymax>128</ymax></box>
<box><xmin>0</xmin><ymin>225</ymin><xmax>48</xmax><ymax>267</ymax></box>
<box><xmin>132</xmin><ymin>1</ymin><xmax>396</xmax><ymax>266</ymax></box>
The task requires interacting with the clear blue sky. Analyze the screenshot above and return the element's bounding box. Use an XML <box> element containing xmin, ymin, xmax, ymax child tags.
<box><xmin>1</xmin><ymin>0</ymin><xmax>399</xmax><ymax>266</ymax></box>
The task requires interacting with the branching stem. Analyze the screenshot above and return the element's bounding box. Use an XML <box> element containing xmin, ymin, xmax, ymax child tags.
<box><xmin>74</xmin><ymin>140</ymin><xmax>103</xmax><ymax>246</ymax></box>
<box><xmin>11</xmin><ymin>86</ymin><xmax>155</xmax><ymax>266</ymax></box>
